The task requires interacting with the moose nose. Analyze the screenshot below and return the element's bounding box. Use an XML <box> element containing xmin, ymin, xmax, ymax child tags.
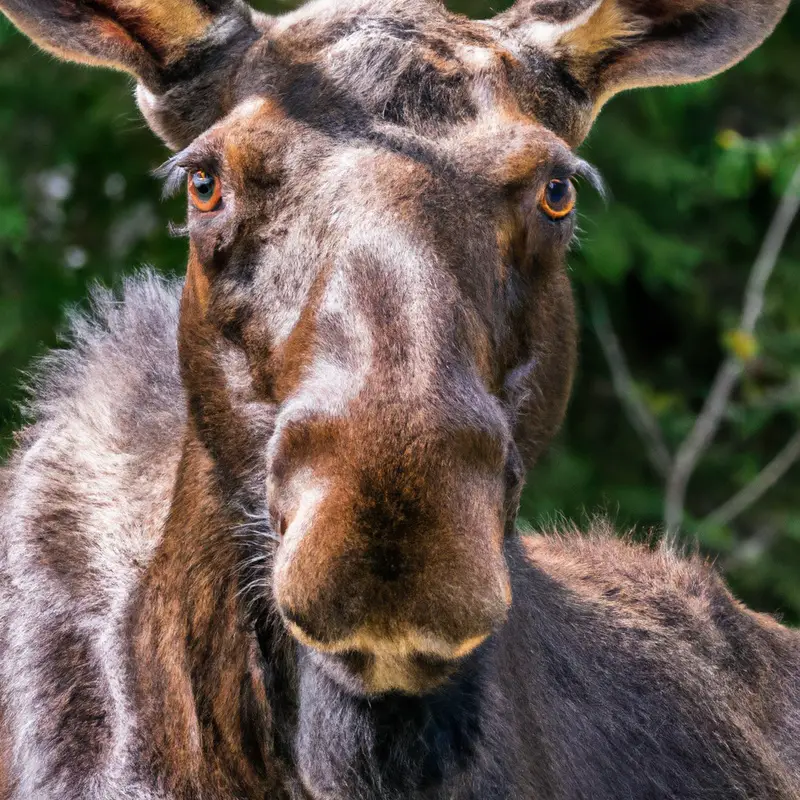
<box><xmin>274</xmin><ymin>546</ymin><xmax>509</xmax><ymax>655</ymax></box>
<box><xmin>271</xmin><ymin>474</ymin><xmax>512</xmax><ymax>696</ymax></box>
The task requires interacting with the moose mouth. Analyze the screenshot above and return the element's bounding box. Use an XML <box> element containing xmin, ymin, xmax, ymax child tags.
<box><xmin>304</xmin><ymin>643</ymin><xmax>470</xmax><ymax>697</ymax></box>
<box><xmin>282</xmin><ymin>609</ymin><xmax>493</xmax><ymax>696</ymax></box>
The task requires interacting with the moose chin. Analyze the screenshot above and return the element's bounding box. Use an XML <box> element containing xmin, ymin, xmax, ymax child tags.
<box><xmin>1</xmin><ymin>0</ymin><xmax>798</xmax><ymax>799</ymax></box>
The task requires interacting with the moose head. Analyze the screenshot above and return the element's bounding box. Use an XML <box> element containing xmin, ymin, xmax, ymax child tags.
<box><xmin>1</xmin><ymin>0</ymin><xmax>789</xmax><ymax>696</ymax></box>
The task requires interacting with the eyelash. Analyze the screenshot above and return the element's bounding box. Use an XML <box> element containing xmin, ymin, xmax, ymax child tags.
<box><xmin>155</xmin><ymin>151</ymin><xmax>219</xmax><ymax>199</ymax></box>
<box><xmin>168</xmin><ymin>221</ymin><xmax>190</xmax><ymax>239</ymax></box>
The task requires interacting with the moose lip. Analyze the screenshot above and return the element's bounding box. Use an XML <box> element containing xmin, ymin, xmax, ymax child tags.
<box><xmin>303</xmin><ymin>645</ymin><xmax>463</xmax><ymax>697</ymax></box>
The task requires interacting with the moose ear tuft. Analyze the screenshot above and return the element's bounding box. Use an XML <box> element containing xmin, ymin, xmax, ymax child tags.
<box><xmin>490</xmin><ymin>0</ymin><xmax>790</xmax><ymax>136</ymax></box>
<box><xmin>558</xmin><ymin>0</ymin><xmax>646</xmax><ymax>58</ymax></box>
<box><xmin>512</xmin><ymin>0</ymin><xmax>645</xmax><ymax>54</ymax></box>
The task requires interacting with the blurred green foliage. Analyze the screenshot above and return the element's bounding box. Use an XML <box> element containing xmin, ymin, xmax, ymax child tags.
<box><xmin>0</xmin><ymin>1</ymin><xmax>798</xmax><ymax>620</ymax></box>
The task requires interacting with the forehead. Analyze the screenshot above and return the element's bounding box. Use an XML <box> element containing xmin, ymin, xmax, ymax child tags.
<box><xmin>194</xmin><ymin>94</ymin><xmax>582</xmax><ymax>218</ymax></box>
<box><xmin>174</xmin><ymin>0</ymin><xmax>596</xmax><ymax>205</ymax></box>
<box><xmin>225</xmin><ymin>0</ymin><xmax>590</xmax><ymax>143</ymax></box>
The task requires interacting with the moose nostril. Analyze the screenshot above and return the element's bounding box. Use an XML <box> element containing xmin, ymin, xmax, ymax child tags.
<box><xmin>332</xmin><ymin>649</ymin><xmax>372</xmax><ymax>674</ymax></box>
<box><xmin>268</xmin><ymin>504</ymin><xmax>288</xmax><ymax>540</ymax></box>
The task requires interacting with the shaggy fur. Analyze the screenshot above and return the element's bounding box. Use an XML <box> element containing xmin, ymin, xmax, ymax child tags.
<box><xmin>0</xmin><ymin>276</ymin><xmax>798</xmax><ymax>799</ymax></box>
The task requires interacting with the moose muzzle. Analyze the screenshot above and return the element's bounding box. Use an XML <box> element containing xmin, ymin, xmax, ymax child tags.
<box><xmin>268</xmin><ymin>398</ymin><xmax>513</xmax><ymax>695</ymax></box>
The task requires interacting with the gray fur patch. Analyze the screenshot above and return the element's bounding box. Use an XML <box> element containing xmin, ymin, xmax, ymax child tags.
<box><xmin>1</xmin><ymin>273</ymin><xmax>184</xmax><ymax>798</ymax></box>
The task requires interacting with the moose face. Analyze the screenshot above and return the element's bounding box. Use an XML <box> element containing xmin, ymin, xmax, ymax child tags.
<box><xmin>168</xmin><ymin>47</ymin><xmax>592</xmax><ymax>693</ymax></box>
<box><xmin>2</xmin><ymin>0</ymin><xmax>788</xmax><ymax>695</ymax></box>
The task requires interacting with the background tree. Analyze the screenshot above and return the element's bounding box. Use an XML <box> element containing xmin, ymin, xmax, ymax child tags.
<box><xmin>1</xmin><ymin>0</ymin><xmax>798</xmax><ymax>620</ymax></box>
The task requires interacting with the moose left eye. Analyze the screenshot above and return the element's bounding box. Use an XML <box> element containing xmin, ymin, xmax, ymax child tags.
<box><xmin>540</xmin><ymin>178</ymin><xmax>576</xmax><ymax>220</ymax></box>
<box><xmin>189</xmin><ymin>170</ymin><xmax>222</xmax><ymax>212</ymax></box>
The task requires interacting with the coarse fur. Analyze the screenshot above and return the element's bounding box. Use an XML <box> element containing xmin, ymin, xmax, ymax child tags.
<box><xmin>0</xmin><ymin>0</ymin><xmax>798</xmax><ymax>798</ymax></box>
<box><xmin>2</xmin><ymin>275</ymin><xmax>800</xmax><ymax>799</ymax></box>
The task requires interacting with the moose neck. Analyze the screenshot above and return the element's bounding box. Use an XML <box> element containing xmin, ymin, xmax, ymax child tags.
<box><xmin>129</xmin><ymin>422</ymin><xmax>511</xmax><ymax>799</ymax></box>
<box><xmin>128</xmin><ymin>426</ymin><xmax>291</xmax><ymax>796</ymax></box>
<box><xmin>292</xmin><ymin>645</ymin><xmax>509</xmax><ymax>799</ymax></box>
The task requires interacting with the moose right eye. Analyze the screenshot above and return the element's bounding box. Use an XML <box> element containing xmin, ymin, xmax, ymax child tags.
<box><xmin>189</xmin><ymin>170</ymin><xmax>222</xmax><ymax>213</ymax></box>
<box><xmin>540</xmin><ymin>178</ymin><xmax>576</xmax><ymax>221</ymax></box>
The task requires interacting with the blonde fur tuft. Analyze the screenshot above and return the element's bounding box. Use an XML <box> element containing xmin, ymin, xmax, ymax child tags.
<box><xmin>560</xmin><ymin>0</ymin><xmax>647</xmax><ymax>57</ymax></box>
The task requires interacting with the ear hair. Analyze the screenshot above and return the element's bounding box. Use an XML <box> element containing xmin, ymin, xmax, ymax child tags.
<box><xmin>489</xmin><ymin>0</ymin><xmax>790</xmax><ymax>141</ymax></box>
<box><xmin>517</xmin><ymin>0</ymin><xmax>643</xmax><ymax>52</ymax></box>
<box><xmin>1</xmin><ymin>0</ymin><xmax>263</xmax><ymax>148</ymax></box>
<box><xmin>0</xmin><ymin>0</ymin><xmax>258</xmax><ymax>90</ymax></box>
<box><xmin>558</xmin><ymin>0</ymin><xmax>646</xmax><ymax>57</ymax></box>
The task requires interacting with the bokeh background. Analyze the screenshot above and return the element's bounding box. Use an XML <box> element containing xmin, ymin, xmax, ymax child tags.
<box><xmin>1</xmin><ymin>1</ymin><xmax>798</xmax><ymax>620</ymax></box>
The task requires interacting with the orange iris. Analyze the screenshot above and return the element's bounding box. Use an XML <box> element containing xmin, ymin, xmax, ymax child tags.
<box><xmin>540</xmin><ymin>178</ymin><xmax>576</xmax><ymax>220</ymax></box>
<box><xmin>189</xmin><ymin>170</ymin><xmax>222</xmax><ymax>212</ymax></box>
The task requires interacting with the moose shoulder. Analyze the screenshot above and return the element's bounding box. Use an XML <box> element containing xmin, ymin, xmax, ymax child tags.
<box><xmin>0</xmin><ymin>1</ymin><xmax>798</xmax><ymax>798</ymax></box>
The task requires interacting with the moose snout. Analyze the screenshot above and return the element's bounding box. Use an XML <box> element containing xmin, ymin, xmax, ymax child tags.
<box><xmin>267</xmin><ymin>410</ymin><xmax>513</xmax><ymax>694</ymax></box>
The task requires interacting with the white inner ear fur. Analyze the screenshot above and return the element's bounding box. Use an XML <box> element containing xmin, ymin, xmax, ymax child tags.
<box><xmin>521</xmin><ymin>0</ymin><xmax>605</xmax><ymax>49</ymax></box>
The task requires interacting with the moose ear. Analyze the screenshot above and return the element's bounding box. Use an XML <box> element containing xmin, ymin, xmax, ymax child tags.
<box><xmin>0</xmin><ymin>0</ymin><xmax>263</xmax><ymax>146</ymax></box>
<box><xmin>492</xmin><ymin>0</ymin><xmax>790</xmax><ymax>120</ymax></box>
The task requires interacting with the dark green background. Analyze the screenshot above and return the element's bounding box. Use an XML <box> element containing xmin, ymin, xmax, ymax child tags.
<box><xmin>1</xmin><ymin>1</ymin><xmax>798</xmax><ymax>620</ymax></box>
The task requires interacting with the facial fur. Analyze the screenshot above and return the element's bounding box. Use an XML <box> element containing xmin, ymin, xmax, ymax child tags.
<box><xmin>0</xmin><ymin>0</ymin><xmax>795</xmax><ymax>797</ymax></box>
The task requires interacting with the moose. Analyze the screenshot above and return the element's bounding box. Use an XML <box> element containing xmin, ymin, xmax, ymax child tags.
<box><xmin>1</xmin><ymin>0</ymin><xmax>799</xmax><ymax>797</ymax></box>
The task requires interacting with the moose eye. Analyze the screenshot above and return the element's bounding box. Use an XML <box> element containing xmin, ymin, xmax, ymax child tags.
<box><xmin>540</xmin><ymin>178</ymin><xmax>576</xmax><ymax>220</ymax></box>
<box><xmin>188</xmin><ymin>170</ymin><xmax>222</xmax><ymax>212</ymax></box>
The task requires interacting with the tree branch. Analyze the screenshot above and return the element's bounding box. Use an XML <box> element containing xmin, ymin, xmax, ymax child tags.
<box><xmin>706</xmin><ymin>429</ymin><xmax>800</xmax><ymax>528</ymax></box>
<box><xmin>588</xmin><ymin>286</ymin><xmax>673</xmax><ymax>478</ymax></box>
<box><xmin>721</xmin><ymin>521</ymin><xmax>779</xmax><ymax>572</ymax></box>
<box><xmin>663</xmin><ymin>163</ymin><xmax>800</xmax><ymax>543</ymax></box>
